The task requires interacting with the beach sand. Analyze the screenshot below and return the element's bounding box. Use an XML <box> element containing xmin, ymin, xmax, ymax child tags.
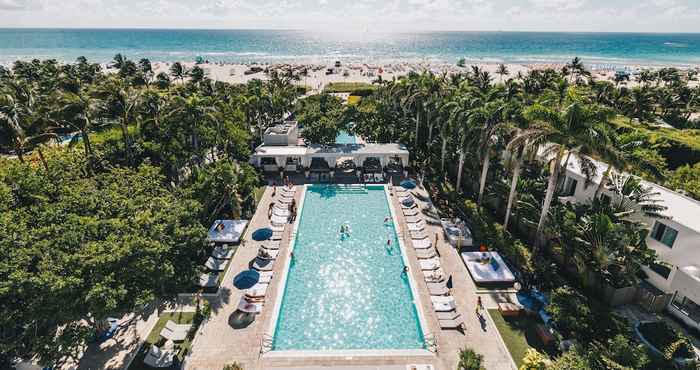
<box><xmin>148</xmin><ymin>61</ymin><xmax>698</xmax><ymax>90</ymax></box>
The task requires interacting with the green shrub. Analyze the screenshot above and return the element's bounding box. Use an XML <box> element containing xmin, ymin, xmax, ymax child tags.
<box><xmin>223</xmin><ymin>363</ymin><xmax>244</xmax><ymax>370</ymax></box>
<box><xmin>458</xmin><ymin>348</ymin><xmax>485</xmax><ymax>370</ymax></box>
<box><xmin>638</xmin><ymin>321</ymin><xmax>694</xmax><ymax>360</ymax></box>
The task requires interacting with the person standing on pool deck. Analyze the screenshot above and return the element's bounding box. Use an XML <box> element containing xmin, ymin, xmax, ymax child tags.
<box><xmin>476</xmin><ymin>296</ymin><xmax>484</xmax><ymax>316</ymax></box>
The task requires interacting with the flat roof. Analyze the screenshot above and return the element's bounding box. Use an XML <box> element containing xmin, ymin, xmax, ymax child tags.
<box><xmin>254</xmin><ymin>143</ymin><xmax>409</xmax><ymax>157</ymax></box>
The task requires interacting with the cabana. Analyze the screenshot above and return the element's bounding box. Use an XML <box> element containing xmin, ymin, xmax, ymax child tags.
<box><xmin>208</xmin><ymin>220</ymin><xmax>248</xmax><ymax>245</ymax></box>
<box><xmin>251</xmin><ymin>143</ymin><xmax>409</xmax><ymax>178</ymax></box>
<box><xmin>460</xmin><ymin>251</ymin><xmax>516</xmax><ymax>286</ymax></box>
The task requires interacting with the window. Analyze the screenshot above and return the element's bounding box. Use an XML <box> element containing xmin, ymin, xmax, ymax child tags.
<box><xmin>673</xmin><ymin>293</ymin><xmax>700</xmax><ymax>323</ymax></box>
<box><xmin>561</xmin><ymin>177</ymin><xmax>578</xmax><ymax>197</ymax></box>
<box><xmin>651</xmin><ymin>222</ymin><xmax>678</xmax><ymax>248</ymax></box>
<box><xmin>649</xmin><ymin>262</ymin><xmax>672</xmax><ymax>279</ymax></box>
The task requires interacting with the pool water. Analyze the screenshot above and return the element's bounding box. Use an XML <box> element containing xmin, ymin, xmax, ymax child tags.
<box><xmin>335</xmin><ymin>130</ymin><xmax>357</xmax><ymax>144</ymax></box>
<box><xmin>271</xmin><ymin>185</ymin><xmax>425</xmax><ymax>351</ymax></box>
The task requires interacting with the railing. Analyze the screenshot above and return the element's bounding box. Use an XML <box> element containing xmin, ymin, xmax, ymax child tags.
<box><xmin>259</xmin><ymin>333</ymin><xmax>274</xmax><ymax>356</ymax></box>
<box><xmin>424</xmin><ymin>333</ymin><xmax>439</xmax><ymax>354</ymax></box>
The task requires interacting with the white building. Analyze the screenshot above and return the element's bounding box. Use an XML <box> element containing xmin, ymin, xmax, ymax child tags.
<box><xmin>251</xmin><ymin>122</ymin><xmax>410</xmax><ymax>180</ymax></box>
<box><xmin>558</xmin><ymin>156</ymin><xmax>700</xmax><ymax>329</ymax></box>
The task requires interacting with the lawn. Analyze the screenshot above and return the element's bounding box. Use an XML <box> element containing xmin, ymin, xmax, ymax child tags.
<box><xmin>323</xmin><ymin>82</ymin><xmax>376</xmax><ymax>94</ymax></box>
<box><xmin>488</xmin><ymin>309</ymin><xmax>555</xmax><ymax>367</ymax></box>
<box><xmin>127</xmin><ymin>312</ymin><xmax>197</xmax><ymax>370</ymax></box>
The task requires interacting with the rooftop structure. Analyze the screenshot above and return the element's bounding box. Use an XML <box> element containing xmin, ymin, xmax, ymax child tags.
<box><xmin>263</xmin><ymin>121</ymin><xmax>299</xmax><ymax>146</ymax></box>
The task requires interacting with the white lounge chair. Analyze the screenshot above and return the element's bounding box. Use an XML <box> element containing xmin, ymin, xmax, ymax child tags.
<box><xmin>160</xmin><ymin>321</ymin><xmax>191</xmax><ymax>341</ymax></box>
<box><xmin>407</xmin><ymin>221</ymin><xmax>426</xmax><ymax>232</ymax></box>
<box><xmin>427</xmin><ymin>282</ymin><xmax>449</xmax><ymax>296</ymax></box>
<box><xmin>404</xmin><ymin>215</ymin><xmax>424</xmax><ymax>224</ymax></box>
<box><xmin>244</xmin><ymin>282</ymin><xmax>269</xmax><ymax>298</ymax></box>
<box><xmin>420</xmin><ymin>258</ymin><xmax>441</xmax><ymax>271</ymax></box>
<box><xmin>423</xmin><ymin>267</ymin><xmax>446</xmax><ymax>282</ymax></box>
<box><xmin>258</xmin><ymin>248</ymin><xmax>279</xmax><ymax>259</ymax></box>
<box><xmin>415</xmin><ymin>247</ymin><xmax>437</xmax><ymax>259</ymax></box>
<box><xmin>271</xmin><ymin>231</ymin><xmax>283</xmax><ymax>241</ymax></box>
<box><xmin>403</xmin><ymin>208</ymin><xmax>420</xmax><ymax>216</ymax></box>
<box><xmin>271</xmin><ymin>215</ymin><xmax>288</xmax><ymax>225</ymax></box>
<box><xmin>413</xmin><ymin>238</ymin><xmax>433</xmax><ymax>250</ymax></box>
<box><xmin>252</xmin><ymin>258</ymin><xmax>274</xmax><ymax>271</ymax></box>
<box><xmin>262</xmin><ymin>242</ymin><xmax>280</xmax><ymax>251</ymax></box>
<box><xmin>270</xmin><ymin>224</ymin><xmax>285</xmax><ymax>233</ymax></box>
<box><xmin>237</xmin><ymin>296</ymin><xmax>262</xmax><ymax>314</ymax></box>
<box><xmin>273</xmin><ymin>207</ymin><xmax>291</xmax><ymax>217</ymax></box>
<box><xmin>431</xmin><ymin>296</ymin><xmax>457</xmax><ymax>312</ymax></box>
<box><xmin>411</xmin><ymin>230</ymin><xmax>429</xmax><ymax>240</ymax></box>
<box><xmin>258</xmin><ymin>271</ymin><xmax>274</xmax><ymax>283</ymax></box>
<box><xmin>436</xmin><ymin>310</ymin><xmax>459</xmax><ymax>320</ymax></box>
<box><xmin>439</xmin><ymin>315</ymin><xmax>466</xmax><ymax>330</ymax></box>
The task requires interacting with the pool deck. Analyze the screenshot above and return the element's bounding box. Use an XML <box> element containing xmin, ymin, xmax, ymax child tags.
<box><xmin>184</xmin><ymin>184</ymin><xmax>516</xmax><ymax>370</ymax></box>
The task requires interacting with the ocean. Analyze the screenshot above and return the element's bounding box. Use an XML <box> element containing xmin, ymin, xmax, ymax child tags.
<box><xmin>1</xmin><ymin>29</ymin><xmax>699</xmax><ymax>67</ymax></box>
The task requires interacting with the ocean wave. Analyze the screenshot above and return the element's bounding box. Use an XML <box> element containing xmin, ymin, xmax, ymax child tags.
<box><xmin>664</xmin><ymin>42</ymin><xmax>689</xmax><ymax>48</ymax></box>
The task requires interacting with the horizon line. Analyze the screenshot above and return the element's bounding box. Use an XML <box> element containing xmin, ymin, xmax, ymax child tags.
<box><xmin>1</xmin><ymin>27</ymin><xmax>700</xmax><ymax>35</ymax></box>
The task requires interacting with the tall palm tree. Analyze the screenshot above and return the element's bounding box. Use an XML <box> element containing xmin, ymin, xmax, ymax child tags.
<box><xmin>96</xmin><ymin>78</ymin><xmax>141</xmax><ymax>166</ymax></box>
<box><xmin>0</xmin><ymin>82</ymin><xmax>56</xmax><ymax>170</ymax></box>
<box><xmin>496</xmin><ymin>64</ymin><xmax>509</xmax><ymax>84</ymax></box>
<box><xmin>511</xmin><ymin>101</ymin><xmax>613</xmax><ymax>246</ymax></box>
<box><xmin>470</xmin><ymin>98</ymin><xmax>506</xmax><ymax>205</ymax></box>
<box><xmin>56</xmin><ymin>80</ymin><xmax>104</xmax><ymax>171</ymax></box>
<box><xmin>169</xmin><ymin>62</ymin><xmax>187</xmax><ymax>84</ymax></box>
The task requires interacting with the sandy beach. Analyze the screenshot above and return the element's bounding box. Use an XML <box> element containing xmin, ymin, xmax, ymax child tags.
<box><xmin>147</xmin><ymin>61</ymin><xmax>699</xmax><ymax>91</ymax></box>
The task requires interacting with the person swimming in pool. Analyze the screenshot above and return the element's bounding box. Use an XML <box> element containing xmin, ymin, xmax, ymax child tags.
<box><xmin>339</xmin><ymin>222</ymin><xmax>351</xmax><ymax>239</ymax></box>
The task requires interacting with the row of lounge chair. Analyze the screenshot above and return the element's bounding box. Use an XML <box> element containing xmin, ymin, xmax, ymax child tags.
<box><xmin>237</xmin><ymin>185</ymin><xmax>297</xmax><ymax>315</ymax></box>
<box><xmin>396</xmin><ymin>187</ymin><xmax>466</xmax><ymax>332</ymax></box>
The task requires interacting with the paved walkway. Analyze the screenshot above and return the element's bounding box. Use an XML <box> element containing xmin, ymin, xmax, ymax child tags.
<box><xmin>185</xmin><ymin>184</ymin><xmax>515</xmax><ymax>370</ymax></box>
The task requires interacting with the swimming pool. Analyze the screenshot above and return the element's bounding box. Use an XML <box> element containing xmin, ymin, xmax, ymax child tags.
<box><xmin>335</xmin><ymin>130</ymin><xmax>357</xmax><ymax>144</ymax></box>
<box><xmin>269</xmin><ymin>185</ymin><xmax>426</xmax><ymax>353</ymax></box>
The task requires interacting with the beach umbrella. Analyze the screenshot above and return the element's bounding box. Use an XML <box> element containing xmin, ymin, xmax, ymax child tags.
<box><xmin>401</xmin><ymin>197</ymin><xmax>415</xmax><ymax>207</ymax></box>
<box><xmin>252</xmin><ymin>227</ymin><xmax>273</xmax><ymax>241</ymax></box>
<box><xmin>400</xmin><ymin>179</ymin><xmax>417</xmax><ymax>189</ymax></box>
<box><xmin>233</xmin><ymin>269</ymin><xmax>260</xmax><ymax>289</ymax></box>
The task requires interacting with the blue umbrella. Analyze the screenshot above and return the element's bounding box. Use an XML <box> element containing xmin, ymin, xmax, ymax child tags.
<box><xmin>252</xmin><ymin>227</ymin><xmax>273</xmax><ymax>241</ymax></box>
<box><xmin>233</xmin><ymin>269</ymin><xmax>260</xmax><ymax>289</ymax></box>
<box><xmin>400</xmin><ymin>179</ymin><xmax>417</xmax><ymax>189</ymax></box>
<box><xmin>401</xmin><ymin>197</ymin><xmax>415</xmax><ymax>207</ymax></box>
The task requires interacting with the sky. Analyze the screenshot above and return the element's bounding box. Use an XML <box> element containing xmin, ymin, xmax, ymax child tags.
<box><xmin>1</xmin><ymin>0</ymin><xmax>700</xmax><ymax>33</ymax></box>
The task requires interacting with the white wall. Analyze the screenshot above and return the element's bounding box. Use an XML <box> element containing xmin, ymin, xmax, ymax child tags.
<box><xmin>561</xmin><ymin>169</ymin><xmax>700</xmax><ymax>297</ymax></box>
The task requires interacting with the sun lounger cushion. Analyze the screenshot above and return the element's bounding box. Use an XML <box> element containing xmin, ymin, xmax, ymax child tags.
<box><xmin>205</xmin><ymin>257</ymin><xmax>226</xmax><ymax>271</ymax></box>
<box><xmin>253</xmin><ymin>258</ymin><xmax>274</xmax><ymax>271</ymax></box>
<box><xmin>271</xmin><ymin>215</ymin><xmax>288</xmax><ymax>225</ymax></box>
<box><xmin>420</xmin><ymin>258</ymin><xmax>441</xmax><ymax>271</ymax></box>
<box><xmin>237</xmin><ymin>297</ymin><xmax>262</xmax><ymax>314</ymax></box>
<box><xmin>431</xmin><ymin>296</ymin><xmax>457</xmax><ymax>312</ymax></box>
<box><xmin>415</xmin><ymin>249</ymin><xmax>437</xmax><ymax>259</ymax></box>
<box><xmin>427</xmin><ymin>284</ymin><xmax>449</xmax><ymax>296</ymax></box>
<box><xmin>423</xmin><ymin>267</ymin><xmax>446</xmax><ymax>282</ymax></box>
<box><xmin>403</xmin><ymin>208</ymin><xmax>420</xmax><ymax>216</ymax></box>
<box><xmin>439</xmin><ymin>317</ymin><xmax>465</xmax><ymax>329</ymax></box>
<box><xmin>211</xmin><ymin>246</ymin><xmax>234</xmax><ymax>260</ymax></box>
<box><xmin>412</xmin><ymin>238</ymin><xmax>433</xmax><ymax>250</ymax></box>
<box><xmin>411</xmin><ymin>231</ymin><xmax>428</xmax><ymax>239</ymax></box>
<box><xmin>436</xmin><ymin>311</ymin><xmax>459</xmax><ymax>320</ymax></box>
<box><xmin>258</xmin><ymin>249</ymin><xmax>279</xmax><ymax>259</ymax></box>
<box><xmin>271</xmin><ymin>232</ymin><xmax>283</xmax><ymax>241</ymax></box>
<box><xmin>407</xmin><ymin>222</ymin><xmax>425</xmax><ymax>232</ymax></box>
<box><xmin>404</xmin><ymin>215</ymin><xmax>423</xmax><ymax>224</ymax></box>
<box><xmin>245</xmin><ymin>282</ymin><xmax>269</xmax><ymax>298</ymax></box>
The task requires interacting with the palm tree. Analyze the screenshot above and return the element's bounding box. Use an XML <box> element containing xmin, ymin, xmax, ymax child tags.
<box><xmin>56</xmin><ymin>80</ymin><xmax>104</xmax><ymax>171</ymax></box>
<box><xmin>511</xmin><ymin>101</ymin><xmax>613</xmax><ymax>246</ymax></box>
<box><xmin>170</xmin><ymin>62</ymin><xmax>187</xmax><ymax>84</ymax></box>
<box><xmin>96</xmin><ymin>78</ymin><xmax>141</xmax><ymax>166</ymax></box>
<box><xmin>0</xmin><ymin>82</ymin><xmax>56</xmax><ymax>170</ymax></box>
<box><xmin>496</xmin><ymin>64</ymin><xmax>509</xmax><ymax>84</ymax></box>
<box><xmin>470</xmin><ymin>98</ymin><xmax>506</xmax><ymax>205</ymax></box>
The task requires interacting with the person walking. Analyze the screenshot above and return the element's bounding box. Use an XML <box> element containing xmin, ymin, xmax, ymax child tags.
<box><xmin>476</xmin><ymin>296</ymin><xmax>484</xmax><ymax>316</ymax></box>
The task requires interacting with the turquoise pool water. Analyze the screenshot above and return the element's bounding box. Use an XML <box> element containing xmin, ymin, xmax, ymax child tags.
<box><xmin>272</xmin><ymin>185</ymin><xmax>425</xmax><ymax>351</ymax></box>
<box><xmin>335</xmin><ymin>130</ymin><xmax>357</xmax><ymax>144</ymax></box>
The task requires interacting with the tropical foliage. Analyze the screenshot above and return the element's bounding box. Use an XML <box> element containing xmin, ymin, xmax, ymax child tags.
<box><xmin>0</xmin><ymin>55</ymin><xmax>302</xmax><ymax>367</ymax></box>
